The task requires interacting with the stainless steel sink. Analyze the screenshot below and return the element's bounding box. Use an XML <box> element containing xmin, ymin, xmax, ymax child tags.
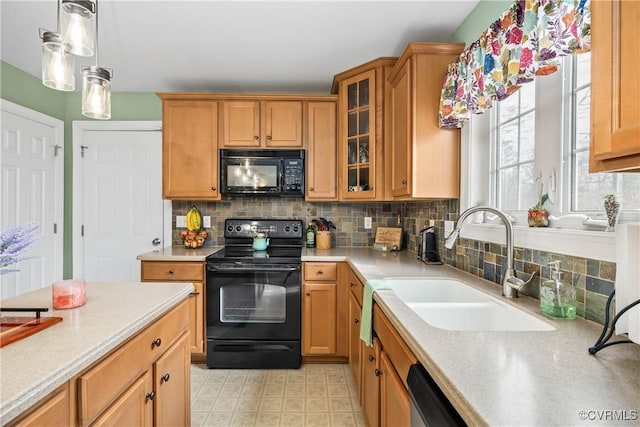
<box><xmin>383</xmin><ymin>278</ymin><xmax>555</xmax><ymax>332</ymax></box>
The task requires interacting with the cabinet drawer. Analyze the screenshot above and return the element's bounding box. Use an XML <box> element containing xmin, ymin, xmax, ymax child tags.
<box><xmin>304</xmin><ymin>263</ymin><xmax>337</xmax><ymax>281</ymax></box>
<box><xmin>77</xmin><ymin>299</ymin><xmax>189</xmax><ymax>426</ymax></box>
<box><xmin>141</xmin><ymin>261</ymin><xmax>204</xmax><ymax>281</ymax></box>
<box><xmin>373</xmin><ymin>304</ymin><xmax>417</xmax><ymax>390</ymax></box>
<box><xmin>348</xmin><ymin>269</ymin><xmax>364</xmax><ymax>306</ymax></box>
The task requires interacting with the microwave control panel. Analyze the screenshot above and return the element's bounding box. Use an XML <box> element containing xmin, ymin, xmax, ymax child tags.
<box><xmin>283</xmin><ymin>159</ymin><xmax>304</xmax><ymax>192</ymax></box>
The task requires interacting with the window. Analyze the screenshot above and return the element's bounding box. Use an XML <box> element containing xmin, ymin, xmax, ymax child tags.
<box><xmin>566</xmin><ymin>52</ymin><xmax>640</xmax><ymax>213</ymax></box>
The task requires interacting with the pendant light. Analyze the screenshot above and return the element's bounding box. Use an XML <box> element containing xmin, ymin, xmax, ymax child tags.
<box><xmin>60</xmin><ymin>0</ymin><xmax>95</xmax><ymax>57</ymax></box>
<box><xmin>81</xmin><ymin>0</ymin><xmax>112</xmax><ymax>120</ymax></box>
<box><xmin>39</xmin><ymin>1</ymin><xmax>75</xmax><ymax>91</ymax></box>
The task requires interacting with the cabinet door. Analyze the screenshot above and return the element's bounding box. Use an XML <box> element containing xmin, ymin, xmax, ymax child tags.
<box><xmin>361</xmin><ymin>337</ymin><xmax>381</xmax><ymax>427</ymax></box>
<box><xmin>339</xmin><ymin>70</ymin><xmax>377</xmax><ymax>200</ymax></box>
<box><xmin>92</xmin><ymin>371</ymin><xmax>153</xmax><ymax>427</ymax></box>
<box><xmin>263</xmin><ymin>101</ymin><xmax>303</xmax><ymax>147</ymax></box>
<box><xmin>590</xmin><ymin>0</ymin><xmax>640</xmax><ymax>172</ymax></box>
<box><xmin>189</xmin><ymin>282</ymin><xmax>205</xmax><ymax>355</ymax></box>
<box><xmin>154</xmin><ymin>332</ymin><xmax>190</xmax><ymax>427</ymax></box>
<box><xmin>162</xmin><ymin>100</ymin><xmax>219</xmax><ymax>199</ymax></box>
<box><xmin>389</xmin><ymin>61</ymin><xmax>411</xmax><ymax>198</ymax></box>
<box><xmin>306</xmin><ymin>101</ymin><xmax>337</xmax><ymax>200</ymax></box>
<box><xmin>221</xmin><ymin>100</ymin><xmax>261</xmax><ymax>147</ymax></box>
<box><xmin>12</xmin><ymin>384</ymin><xmax>70</xmax><ymax>427</ymax></box>
<box><xmin>302</xmin><ymin>282</ymin><xmax>337</xmax><ymax>355</ymax></box>
<box><xmin>348</xmin><ymin>291</ymin><xmax>363</xmax><ymax>401</ymax></box>
<box><xmin>380</xmin><ymin>350</ymin><xmax>410</xmax><ymax>427</ymax></box>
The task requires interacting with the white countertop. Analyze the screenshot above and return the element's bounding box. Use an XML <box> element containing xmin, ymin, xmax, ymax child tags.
<box><xmin>136</xmin><ymin>245</ymin><xmax>223</xmax><ymax>261</ymax></box>
<box><xmin>0</xmin><ymin>281</ymin><xmax>193</xmax><ymax>424</ymax></box>
<box><xmin>303</xmin><ymin>248</ymin><xmax>640</xmax><ymax>426</ymax></box>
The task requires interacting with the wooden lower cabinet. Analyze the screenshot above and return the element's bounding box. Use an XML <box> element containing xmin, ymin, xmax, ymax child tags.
<box><xmin>92</xmin><ymin>371</ymin><xmax>153</xmax><ymax>427</ymax></box>
<box><xmin>10</xmin><ymin>384</ymin><xmax>70</xmax><ymax>427</ymax></box>
<box><xmin>154</xmin><ymin>332</ymin><xmax>191</xmax><ymax>426</ymax></box>
<box><xmin>348</xmin><ymin>291</ymin><xmax>363</xmax><ymax>392</ymax></box>
<box><xmin>361</xmin><ymin>338</ymin><xmax>381</xmax><ymax>427</ymax></box>
<box><xmin>302</xmin><ymin>262</ymin><xmax>349</xmax><ymax>359</ymax></box>
<box><xmin>141</xmin><ymin>261</ymin><xmax>206</xmax><ymax>358</ymax></box>
<box><xmin>379</xmin><ymin>350</ymin><xmax>410</xmax><ymax>427</ymax></box>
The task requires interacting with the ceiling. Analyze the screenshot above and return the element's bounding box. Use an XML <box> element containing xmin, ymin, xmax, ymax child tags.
<box><xmin>1</xmin><ymin>0</ymin><xmax>479</xmax><ymax>94</ymax></box>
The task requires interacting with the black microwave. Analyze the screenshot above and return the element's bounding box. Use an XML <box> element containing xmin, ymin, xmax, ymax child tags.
<box><xmin>220</xmin><ymin>149</ymin><xmax>305</xmax><ymax>196</ymax></box>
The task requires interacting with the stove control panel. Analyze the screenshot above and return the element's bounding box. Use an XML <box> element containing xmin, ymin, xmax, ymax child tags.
<box><xmin>224</xmin><ymin>219</ymin><xmax>303</xmax><ymax>239</ymax></box>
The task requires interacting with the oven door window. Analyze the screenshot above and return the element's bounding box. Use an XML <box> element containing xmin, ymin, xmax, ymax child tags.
<box><xmin>220</xmin><ymin>282</ymin><xmax>286</xmax><ymax>323</ymax></box>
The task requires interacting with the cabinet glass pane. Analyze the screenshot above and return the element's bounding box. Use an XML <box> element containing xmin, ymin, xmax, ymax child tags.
<box><xmin>359</xmin><ymin>167</ymin><xmax>370</xmax><ymax>190</ymax></box>
<box><xmin>358</xmin><ymin>109</ymin><xmax>369</xmax><ymax>135</ymax></box>
<box><xmin>348</xmin><ymin>139</ymin><xmax>358</xmax><ymax>165</ymax></box>
<box><xmin>348</xmin><ymin>112</ymin><xmax>357</xmax><ymax>137</ymax></box>
<box><xmin>359</xmin><ymin>137</ymin><xmax>369</xmax><ymax>163</ymax></box>
<box><xmin>348</xmin><ymin>83</ymin><xmax>358</xmax><ymax>110</ymax></box>
<box><xmin>358</xmin><ymin>79</ymin><xmax>369</xmax><ymax>107</ymax></box>
<box><xmin>348</xmin><ymin>168</ymin><xmax>357</xmax><ymax>189</ymax></box>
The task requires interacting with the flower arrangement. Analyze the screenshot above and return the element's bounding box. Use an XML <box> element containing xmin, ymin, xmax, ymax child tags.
<box><xmin>603</xmin><ymin>193</ymin><xmax>620</xmax><ymax>232</ymax></box>
<box><xmin>0</xmin><ymin>223</ymin><xmax>38</xmax><ymax>275</ymax></box>
<box><xmin>528</xmin><ymin>179</ymin><xmax>550</xmax><ymax>227</ymax></box>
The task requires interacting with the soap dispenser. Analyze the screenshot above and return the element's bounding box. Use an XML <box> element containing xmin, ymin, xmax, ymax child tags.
<box><xmin>540</xmin><ymin>261</ymin><xmax>576</xmax><ymax>319</ymax></box>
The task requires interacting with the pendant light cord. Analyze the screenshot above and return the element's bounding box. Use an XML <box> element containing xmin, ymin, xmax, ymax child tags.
<box><xmin>94</xmin><ymin>0</ymin><xmax>99</xmax><ymax>66</ymax></box>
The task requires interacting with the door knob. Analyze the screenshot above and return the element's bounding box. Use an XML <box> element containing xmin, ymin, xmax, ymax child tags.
<box><xmin>152</xmin><ymin>238</ymin><xmax>161</xmax><ymax>246</ymax></box>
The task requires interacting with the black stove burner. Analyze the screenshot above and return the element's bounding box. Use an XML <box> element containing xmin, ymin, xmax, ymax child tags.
<box><xmin>207</xmin><ymin>246</ymin><xmax>302</xmax><ymax>263</ymax></box>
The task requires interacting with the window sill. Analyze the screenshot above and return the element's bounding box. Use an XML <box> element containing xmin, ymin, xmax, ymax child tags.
<box><xmin>459</xmin><ymin>223</ymin><xmax>617</xmax><ymax>262</ymax></box>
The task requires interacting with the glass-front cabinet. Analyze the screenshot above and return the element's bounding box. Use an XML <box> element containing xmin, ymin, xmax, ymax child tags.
<box><xmin>333</xmin><ymin>59</ymin><xmax>396</xmax><ymax>201</ymax></box>
<box><xmin>344</xmin><ymin>70</ymin><xmax>374</xmax><ymax>198</ymax></box>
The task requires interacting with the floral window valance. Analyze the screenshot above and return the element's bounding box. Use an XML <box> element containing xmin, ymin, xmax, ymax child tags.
<box><xmin>438</xmin><ymin>0</ymin><xmax>591</xmax><ymax>129</ymax></box>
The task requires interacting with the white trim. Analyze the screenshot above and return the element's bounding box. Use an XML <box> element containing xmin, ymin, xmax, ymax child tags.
<box><xmin>72</xmin><ymin>121</ymin><xmax>170</xmax><ymax>278</ymax></box>
<box><xmin>460</xmin><ymin>223</ymin><xmax>616</xmax><ymax>262</ymax></box>
<box><xmin>0</xmin><ymin>99</ymin><xmax>64</xmax><ymax>282</ymax></box>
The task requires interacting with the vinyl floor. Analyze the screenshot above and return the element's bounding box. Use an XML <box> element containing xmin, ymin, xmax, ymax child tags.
<box><xmin>190</xmin><ymin>363</ymin><xmax>366</xmax><ymax>427</ymax></box>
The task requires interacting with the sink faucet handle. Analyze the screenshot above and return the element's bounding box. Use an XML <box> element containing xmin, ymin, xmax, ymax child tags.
<box><xmin>506</xmin><ymin>270</ymin><xmax>538</xmax><ymax>291</ymax></box>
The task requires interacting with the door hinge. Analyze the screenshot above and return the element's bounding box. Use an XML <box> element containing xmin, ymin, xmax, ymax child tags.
<box><xmin>54</xmin><ymin>145</ymin><xmax>62</xmax><ymax>157</ymax></box>
<box><xmin>80</xmin><ymin>145</ymin><xmax>88</xmax><ymax>158</ymax></box>
<box><xmin>81</xmin><ymin>225</ymin><xmax>84</xmax><ymax>237</ymax></box>
<box><xmin>53</xmin><ymin>223</ymin><xmax>57</xmax><ymax>234</ymax></box>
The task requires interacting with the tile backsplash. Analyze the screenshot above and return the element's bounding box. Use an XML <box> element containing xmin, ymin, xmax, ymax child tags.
<box><xmin>172</xmin><ymin>198</ymin><xmax>615</xmax><ymax>325</ymax></box>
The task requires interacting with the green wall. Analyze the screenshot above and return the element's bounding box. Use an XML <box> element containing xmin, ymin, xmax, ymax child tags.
<box><xmin>1</xmin><ymin>60</ymin><xmax>161</xmax><ymax>278</ymax></box>
<box><xmin>450</xmin><ymin>0</ymin><xmax>512</xmax><ymax>45</ymax></box>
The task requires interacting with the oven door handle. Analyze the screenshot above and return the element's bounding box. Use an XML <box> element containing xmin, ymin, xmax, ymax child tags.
<box><xmin>206</xmin><ymin>265</ymin><xmax>300</xmax><ymax>273</ymax></box>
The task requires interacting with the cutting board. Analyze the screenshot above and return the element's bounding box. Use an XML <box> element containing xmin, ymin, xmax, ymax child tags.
<box><xmin>374</xmin><ymin>227</ymin><xmax>403</xmax><ymax>250</ymax></box>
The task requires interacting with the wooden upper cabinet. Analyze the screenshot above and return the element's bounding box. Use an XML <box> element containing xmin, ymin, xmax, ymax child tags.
<box><xmin>160</xmin><ymin>99</ymin><xmax>219</xmax><ymax>200</ymax></box>
<box><xmin>333</xmin><ymin>58</ymin><xmax>397</xmax><ymax>201</ymax></box>
<box><xmin>221</xmin><ymin>100</ymin><xmax>303</xmax><ymax>148</ymax></box>
<box><xmin>387</xmin><ymin>42</ymin><xmax>465</xmax><ymax>199</ymax></box>
<box><xmin>590</xmin><ymin>0</ymin><xmax>640</xmax><ymax>172</ymax></box>
<box><xmin>306</xmin><ymin>100</ymin><xmax>338</xmax><ymax>200</ymax></box>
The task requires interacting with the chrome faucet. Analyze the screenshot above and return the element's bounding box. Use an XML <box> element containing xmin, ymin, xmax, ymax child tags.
<box><xmin>444</xmin><ymin>206</ymin><xmax>536</xmax><ymax>298</ymax></box>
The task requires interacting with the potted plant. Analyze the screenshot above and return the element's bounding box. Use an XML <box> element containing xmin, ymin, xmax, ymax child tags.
<box><xmin>528</xmin><ymin>189</ymin><xmax>550</xmax><ymax>227</ymax></box>
<box><xmin>312</xmin><ymin>218</ymin><xmax>336</xmax><ymax>250</ymax></box>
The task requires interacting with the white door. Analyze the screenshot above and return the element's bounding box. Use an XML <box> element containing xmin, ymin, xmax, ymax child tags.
<box><xmin>72</xmin><ymin>121</ymin><xmax>170</xmax><ymax>282</ymax></box>
<box><xmin>0</xmin><ymin>100</ymin><xmax>64</xmax><ymax>299</ymax></box>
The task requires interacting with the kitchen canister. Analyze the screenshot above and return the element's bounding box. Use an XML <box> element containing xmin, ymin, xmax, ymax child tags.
<box><xmin>52</xmin><ymin>279</ymin><xmax>86</xmax><ymax>309</ymax></box>
<box><xmin>316</xmin><ymin>231</ymin><xmax>331</xmax><ymax>250</ymax></box>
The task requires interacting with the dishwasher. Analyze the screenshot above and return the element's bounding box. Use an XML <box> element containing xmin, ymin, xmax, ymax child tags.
<box><xmin>407</xmin><ymin>364</ymin><xmax>467</xmax><ymax>427</ymax></box>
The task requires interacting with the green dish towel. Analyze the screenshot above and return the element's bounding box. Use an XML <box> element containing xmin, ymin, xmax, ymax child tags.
<box><xmin>360</xmin><ymin>279</ymin><xmax>392</xmax><ymax>347</ymax></box>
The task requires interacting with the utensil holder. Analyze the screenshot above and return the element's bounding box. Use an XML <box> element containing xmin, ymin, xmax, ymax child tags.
<box><xmin>316</xmin><ymin>231</ymin><xmax>331</xmax><ymax>250</ymax></box>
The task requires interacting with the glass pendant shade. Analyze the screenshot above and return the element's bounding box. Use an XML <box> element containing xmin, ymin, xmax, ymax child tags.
<box><xmin>60</xmin><ymin>0</ymin><xmax>95</xmax><ymax>57</ymax></box>
<box><xmin>82</xmin><ymin>66</ymin><xmax>111</xmax><ymax>120</ymax></box>
<box><xmin>40</xmin><ymin>30</ymin><xmax>75</xmax><ymax>91</ymax></box>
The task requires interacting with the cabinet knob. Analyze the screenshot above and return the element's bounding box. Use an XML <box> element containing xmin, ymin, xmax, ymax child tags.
<box><xmin>254</xmin><ymin>135</ymin><xmax>259</xmax><ymax>140</ymax></box>
<box><xmin>354</xmin><ymin>318</ymin><xmax>359</xmax><ymax>324</ymax></box>
<box><xmin>168</xmin><ymin>270</ymin><xmax>174</xmax><ymax>274</ymax></box>
<box><xmin>349</xmin><ymin>283</ymin><xmax>355</xmax><ymax>288</ymax></box>
<box><xmin>152</xmin><ymin>338</ymin><xmax>162</xmax><ymax>348</ymax></box>
<box><xmin>375</xmin><ymin>369</ymin><xmax>381</xmax><ymax>377</ymax></box>
<box><xmin>306</xmin><ymin>292</ymin><xmax>311</xmax><ymax>296</ymax></box>
<box><xmin>161</xmin><ymin>373</ymin><xmax>171</xmax><ymax>383</ymax></box>
<box><xmin>309</xmin><ymin>187</ymin><xmax>314</xmax><ymax>192</ymax></box>
<box><xmin>317</xmin><ymin>270</ymin><xmax>323</xmax><ymax>275</ymax></box>
<box><xmin>146</xmin><ymin>391</ymin><xmax>156</xmax><ymax>401</ymax></box>
<box><xmin>368</xmin><ymin>354</ymin><xmax>375</xmax><ymax>362</ymax></box>
<box><xmin>211</xmin><ymin>187</ymin><xmax>216</xmax><ymax>191</ymax></box>
<box><xmin>190</xmin><ymin>291</ymin><xmax>200</xmax><ymax>296</ymax></box>
<box><xmin>266</xmin><ymin>135</ymin><xmax>272</xmax><ymax>140</ymax></box>
<box><xmin>401</xmin><ymin>179</ymin><xmax>407</xmax><ymax>185</ymax></box>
